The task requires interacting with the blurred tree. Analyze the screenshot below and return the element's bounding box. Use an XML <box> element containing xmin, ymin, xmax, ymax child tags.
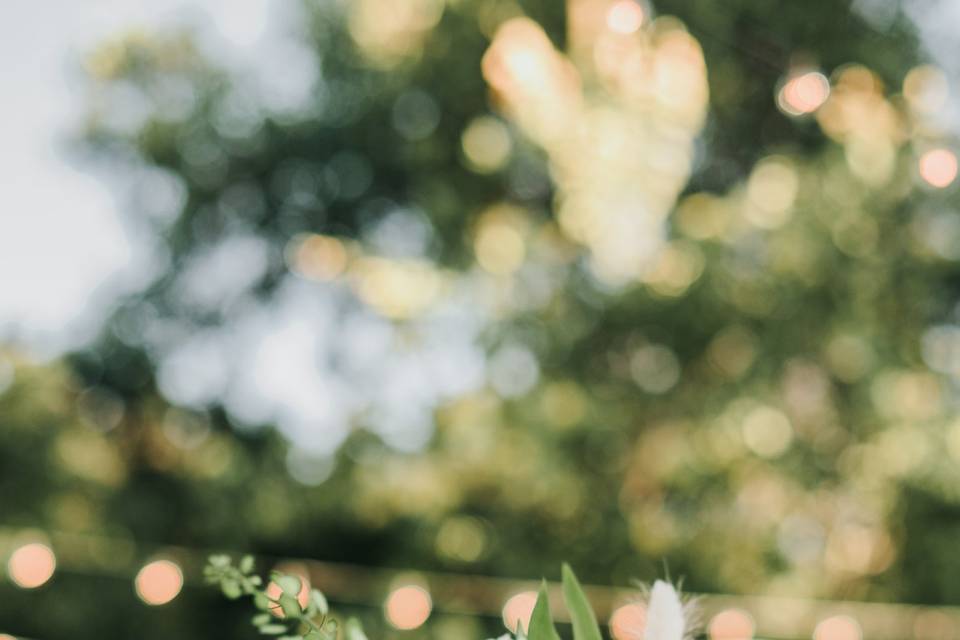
<box><xmin>7</xmin><ymin>0</ymin><xmax>960</xmax><ymax>638</ymax></box>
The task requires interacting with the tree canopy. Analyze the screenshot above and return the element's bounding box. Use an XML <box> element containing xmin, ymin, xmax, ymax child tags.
<box><xmin>4</xmin><ymin>0</ymin><xmax>960</xmax><ymax>638</ymax></box>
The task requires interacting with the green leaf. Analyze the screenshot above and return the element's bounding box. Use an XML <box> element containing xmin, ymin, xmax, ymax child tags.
<box><xmin>278</xmin><ymin>592</ymin><xmax>302</xmax><ymax>618</ymax></box>
<box><xmin>209</xmin><ymin>554</ymin><xmax>230</xmax><ymax>568</ymax></box>
<box><xmin>240</xmin><ymin>554</ymin><xmax>256</xmax><ymax>574</ymax></box>
<box><xmin>252</xmin><ymin>613</ymin><xmax>273</xmax><ymax>627</ymax></box>
<box><xmin>344</xmin><ymin>618</ymin><xmax>369</xmax><ymax>640</ymax></box>
<box><xmin>561</xmin><ymin>564</ymin><xmax>602</xmax><ymax>640</ymax></box>
<box><xmin>258</xmin><ymin>624</ymin><xmax>288</xmax><ymax>635</ymax></box>
<box><xmin>276</xmin><ymin>575</ymin><xmax>302</xmax><ymax>597</ymax></box>
<box><xmin>310</xmin><ymin>589</ymin><xmax>329</xmax><ymax>615</ymax></box>
<box><xmin>221</xmin><ymin>580</ymin><xmax>243</xmax><ymax>599</ymax></box>
<box><xmin>527</xmin><ymin>581</ymin><xmax>561</xmax><ymax>640</ymax></box>
<box><xmin>254</xmin><ymin>593</ymin><xmax>272</xmax><ymax>611</ymax></box>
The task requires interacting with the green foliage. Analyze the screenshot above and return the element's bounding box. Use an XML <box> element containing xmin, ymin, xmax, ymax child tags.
<box><xmin>526</xmin><ymin>582</ymin><xmax>561</xmax><ymax>640</ymax></box>
<box><xmin>208</xmin><ymin>561</ymin><xmax>610</xmax><ymax>640</ymax></box>
<box><xmin>562</xmin><ymin>564</ymin><xmax>602</xmax><ymax>640</ymax></box>
<box><xmin>3</xmin><ymin>0</ymin><xmax>959</xmax><ymax>637</ymax></box>
<box><xmin>204</xmin><ymin>555</ymin><xmax>346</xmax><ymax>640</ymax></box>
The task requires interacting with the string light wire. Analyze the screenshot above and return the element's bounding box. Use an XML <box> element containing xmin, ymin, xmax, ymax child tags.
<box><xmin>1</xmin><ymin>527</ymin><xmax>958</xmax><ymax>639</ymax></box>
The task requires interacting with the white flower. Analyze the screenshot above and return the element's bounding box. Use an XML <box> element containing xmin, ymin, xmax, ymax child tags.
<box><xmin>644</xmin><ymin>581</ymin><xmax>687</xmax><ymax>640</ymax></box>
<box><xmin>620</xmin><ymin>580</ymin><xmax>698</xmax><ymax>640</ymax></box>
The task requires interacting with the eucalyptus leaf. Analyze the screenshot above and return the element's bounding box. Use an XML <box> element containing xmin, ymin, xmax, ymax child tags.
<box><xmin>258</xmin><ymin>624</ymin><xmax>288</xmax><ymax>635</ymax></box>
<box><xmin>310</xmin><ymin>589</ymin><xmax>329</xmax><ymax>615</ymax></box>
<box><xmin>278</xmin><ymin>592</ymin><xmax>302</xmax><ymax>618</ymax></box>
<box><xmin>222</xmin><ymin>580</ymin><xmax>243</xmax><ymax>599</ymax></box>
<box><xmin>276</xmin><ymin>575</ymin><xmax>302</xmax><ymax>597</ymax></box>
<box><xmin>344</xmin><ymin>618</ymin><xmax>369</xmax><ymax>640</ymax></box>
<box><xmin>254</xmin><ymin>593</ymin><xmax>272</xmax><ymax>611</ymax></box>
<box><xmin>209</xmin><ymin>555</ymin><xmax>230</xmax><ymax>568</ymax></box>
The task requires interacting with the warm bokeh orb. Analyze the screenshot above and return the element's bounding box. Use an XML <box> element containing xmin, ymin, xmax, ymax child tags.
<box><xmin>606</xmin><ymin>1</ymin><xmax>644</xmax><ymax>34</ymax></box>
<box><xmin>814</xmin><ymin>615</ymin><xmax>862</xmax><ymax>640</ymax></box>
<box><xmin>385</xmin><ymin>585</ymin><xmax>432</xmax><ymax>630</ymax></box>
<box><xmin>778</xmin><ymin>71</ymin><xmax>830</xmax><ymax>115</ymax></box>
<box><xmin>919</xmin><ymin>149</ymin><xmax>958</xmax><ymax>188</ymax></box>
<box><xmin>289</xmin><ymin>234</ymin><xmax>348</xmax><ymax>281</ymax></box>
<box><xmin>7</xmin><ymin>543</ymin><xmax>56</xmax><ymax>589</ymax></box>
<box><xmin>610</xmin><ymin>603</ymin><xmax>647</xmax><ymax>640</ymax></box>
<box><xmin>0</xmin><ymin>633</ymin><xmax>17</xmax><ymax>640</ymax></box>
<box><xmin>903</xmin><ymin>65</ymin><xmax>949</xmax><ymax>113</ymax></box>
<box><xmin>709</xmin><ymin>608</ymin><xmax>755</xmax><ymax>640</ymax></box>
<box><xmin>135</xmin><ymin>559</ymin><xmax>183</xmax><ymax>605</ymax></box>
<box><xmin>502</xmin><ymin>590</ymin><xmax>539</xmax><ymax>633</ymax></box>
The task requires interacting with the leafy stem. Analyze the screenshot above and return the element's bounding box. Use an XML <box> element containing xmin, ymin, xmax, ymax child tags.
<box><xmin>204</xmin><ymin>555</ymin><xmax>363</xmax><ymax>640</ymax></box>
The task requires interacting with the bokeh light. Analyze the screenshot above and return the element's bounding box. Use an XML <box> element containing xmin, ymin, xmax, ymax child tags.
<box><xmin>462</xmin><ymin>116</ymin><xmax>513</xmax><ymax>173</ymax></box>
<box><xmin>918</xmin><ymin>148</ymin><xmax>958</xmax><ymax>188</ymax></box>
<box><xmin>606</xmin><ymin>1</ymin><xmax>645</xmax><ymax>34</ymax></box>
<box><xmin>348</xmin><ymin>0</ymin><xmax>444</xmax><ymax>67</ymax></box>
<box><xmin>502</xmin><ymin>591</ymin><xmax>538</xmax><ymax>633</ymax></box>
<box><xmin>288</xmin><ymin>233</ymin><xmax>349</xmax><ymax>281</ymax></box>
<box><xmin>903</xmin><ymin>65</ymin><xmax>949</xmax><ymax>113</ymax></box>
<box><xmin>778</xmin><ymin>71</ymin><xmax>830</xmax><ymax>116</ymax></box>
<box><xmin>474</xmin><ymin>206</ymin><xmax>527</xmax><ymax>275</ymax></box>
<box><xmin>7</xmin><ymin>543</ymin><xmax>56</xmax><ymax>589</ymax></box>
<box><xmin>709</xmin><ymin>608</ymin><xmax>755</xmax><ymax>640</ymax></box>
<box><xmin>813</xmin><ymin>615</ymin><xmax>862</xmax><ymax>640</ymax></box>
<box><xmin>385</xmin><ymin>585</ymin><xmax>432</xmax><ymax>630</ymax></box>
<box><xmin>435</xmin><ymin>516</ymin><xmax>487</xmax><ymax>562</ymax></box>
<box><xmin>352</xmin><ymin>257</ymin><xmax>443</xmax><ymax>319</ymax></box>
<box><xmin>135</xmin><ymin>559</ymin><xmax>184</xmax><ymax>606</ymax></box>
<box><xmin>610</xmin><ymin>603</ymin><xmax>646</xmax><ymax>640</ymax></box>
<box><xmin>913</xmin><ymin>610</ymin><xmax>957</xmax><ymax>639</ymax></box>
<box><xmin>742</xmin><ymin>406</ymin><xmax>794</xmax><ymax>458</ymax></box>
<box><xmin>746</xmin><ymin>156</ymin><xmax>799</xmax><ymax>228</ymax></box>
<box><xmin>10</xmin><ymin>0</ymin><xmax>960</xmax><ymax>638</ymax></box>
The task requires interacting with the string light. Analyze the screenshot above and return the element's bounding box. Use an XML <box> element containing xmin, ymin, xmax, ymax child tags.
<box><xmin>135</xmin><ymin>559</ymin><xmax>184</xmax><ymax>605</ymax></box>
<box><xmin>919</xmin><ymin>148</ymin><xmax>958</xmax><ymax>188</ymax></box>
<box><xmin>0</xmin><ymin>526</ymin><xmax>953</xmax><ymax>638</ymax></box>
<box><xmin>814</xmin><ymin>615</ymin><xmax>862</xmax><ymax>640</ymax></box>
<box><xmin>709</xmin><ymin>608</ymin><xmax>755</xmax><ymax>640</ymax></box>
<box><xmin>385</xmin><ymin>585</ymin><xmax>432</xmax><ymax>630</ymax></box>
<box><xmin>502</xmin><ymin>591</ymin><xmax>538</xmax><ymax>633</ymax></box>
<box><xmin>610</xmin><ymin>603</ymin><xmax>646</xmax><ymax>639</ymax></box>
<box><xmin>7</xmin><ymin>543</ymin><xmax>56</xmax><ymax>589</ymax></box>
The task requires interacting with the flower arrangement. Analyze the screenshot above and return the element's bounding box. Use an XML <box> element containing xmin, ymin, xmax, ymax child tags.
<box><xmin>205</xmin><ymin>556</ymin><xmax>694</xmax><ymax>640</ymax></box>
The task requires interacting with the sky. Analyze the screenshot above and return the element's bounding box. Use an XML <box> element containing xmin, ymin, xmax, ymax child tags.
<box><xmin>0</xmin><ymin>0</ymin><xmax>276</xmax><ymax>356</ymax></box>
<box><xmin>0</xmin><ymin>0</ymin><xmax>488</xmax><ymax>457</ymax></box>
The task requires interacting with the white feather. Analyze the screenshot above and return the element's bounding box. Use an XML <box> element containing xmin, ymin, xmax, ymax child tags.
<box><xmin>643</xmin><ymin>580</ymin><xmax>686</xmax><ymax>640</ymax></box>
